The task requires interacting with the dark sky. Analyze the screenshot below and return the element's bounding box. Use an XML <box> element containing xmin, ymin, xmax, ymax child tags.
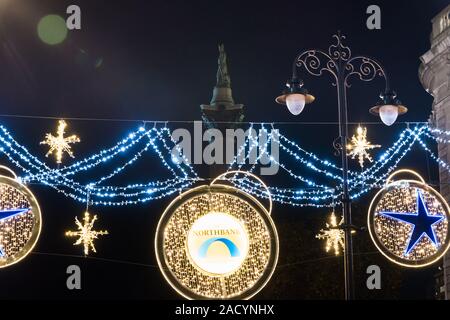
<box><xmin>0</xmin><ymin>0</ymin><xmax>448</xmax><ymax>300</ymax></box>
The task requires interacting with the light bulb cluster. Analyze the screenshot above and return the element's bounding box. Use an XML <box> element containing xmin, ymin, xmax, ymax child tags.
<box><xmin>0</xmin><ymin>176</ymin><xmax>41</xmax><ymax>268</ymax></box>
<box><xmin>0</xmin><ymin>183</ymin><xmax>35</xmax><ymax>259</ymax></box>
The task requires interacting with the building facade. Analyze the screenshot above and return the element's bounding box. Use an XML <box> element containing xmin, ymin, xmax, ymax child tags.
<box><xmin>419</xmin><ymin>4</ymin><xmax>450</xmax><ymax>300</ymax></box>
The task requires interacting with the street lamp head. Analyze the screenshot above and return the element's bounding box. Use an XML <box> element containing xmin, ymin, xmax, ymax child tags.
<box><xmin>276</xmin><ymin>78</ymin><xmax>315</xmax><ymax>115</ymax></box>
<box><xmin>369</xmin><ymin>91</ymin><xmax>407</xmax><ymax>126</ymax></box>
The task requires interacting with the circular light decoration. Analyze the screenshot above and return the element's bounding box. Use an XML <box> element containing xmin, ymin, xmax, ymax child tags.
<box><xmin>368</xmin><ymin>169</ymin><xmax>450</xmax><ymax>268</ymax></box>
<box><xmin>155</xmin><ymin>171</ymin><xmax>279</xmax><ymax>300</ymax></box>
<box><xmin>0</xmin><ymin>166</ymin><xmax>42</xmax><ymax>268</ymax></box>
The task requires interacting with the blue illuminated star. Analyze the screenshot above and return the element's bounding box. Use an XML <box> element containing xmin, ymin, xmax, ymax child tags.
<box><xmin>379</xmin><ymin>190</ymin><xmax>444</xmax><ymax>255</ymax></box>
<box><xmin>0</xmin><ymin>208</ymin><xmax>29</xmax><ymax>257</ymax></box>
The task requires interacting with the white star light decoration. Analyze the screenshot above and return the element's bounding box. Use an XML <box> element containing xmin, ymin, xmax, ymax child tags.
<box><xmin>316</xmin><ymin>211</ymin><xmax>345</xmax><ymax>256</ymax></box>
<box><xmin>65</xmin><ymin>211</ymin><xmax>108</xmax><ymax>256</ymax></box>
<box><xmin>347</xmin><ymin>126</ymin><xmax>380</xmax><ymax>168</ymax></box>
<box><xmin>40</xmin><ymin>120</ymin><xmax>80</xmax><ymax>164</ymax></box>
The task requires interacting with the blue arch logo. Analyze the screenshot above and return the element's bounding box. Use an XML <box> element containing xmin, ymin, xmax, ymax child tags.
<box><xmin>198</xmin><ymin>237</ymin><xmax>240</xmax><ymax>258</ymax></box>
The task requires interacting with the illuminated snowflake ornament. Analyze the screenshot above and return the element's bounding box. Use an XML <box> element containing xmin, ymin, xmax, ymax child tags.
<box><xmin>347</xmin><ymin>126</ymin><xmax>380</xmax><ymax>168</ymax></box>
<box><xmin>316</xmin><ymin>211</ymin><xmax>345</xmax><ymax>256</ymax></box>
<box><xmin>65</xmin><ymin>211</ymin><xmax>108</xmax><ymax>256</ymax></box>
<box><xmin>40</xmin><ymin>120</ymin><xmax>80</xmax><ymax>164</ymax></box>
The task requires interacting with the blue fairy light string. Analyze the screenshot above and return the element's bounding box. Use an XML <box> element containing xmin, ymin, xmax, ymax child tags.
<box><xmin>0</xmin><ymin>121</ymin><xmax>447</xmax><ymax>207</ymax></box>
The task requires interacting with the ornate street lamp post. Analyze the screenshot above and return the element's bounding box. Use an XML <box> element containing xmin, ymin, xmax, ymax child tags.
<box><xmin>276</xmin><ymin>32</ymin><xmax>408</xmax><ymax>300</ymax></box>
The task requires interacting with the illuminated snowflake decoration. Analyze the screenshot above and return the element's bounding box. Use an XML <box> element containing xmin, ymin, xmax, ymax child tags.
<box><xmin>316</xmin><ymin>212</ymin><xmax>345</xmax><ymax>256</ymax></box>
<box><xmin>65</xmin><ymin>211</ymin><xmax>108</xmax><ymax>256</ymax></box>
<box><xmin>40</xmin><ymin>120</ymin><xmax>80</xmax><ymax>164</ymax></box>
<box><xmin>347</xmin><ymin>126</ymin><xmax>380</xmax><ymax>168</ymax></box>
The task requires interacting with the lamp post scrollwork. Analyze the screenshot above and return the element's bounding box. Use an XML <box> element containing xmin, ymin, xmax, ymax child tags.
<box><xmin>276</xmin><ymin>31</ymin><xmax>408</xmax><ymax>300</ymax></box>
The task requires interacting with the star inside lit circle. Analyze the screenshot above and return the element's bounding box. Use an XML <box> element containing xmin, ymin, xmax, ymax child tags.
<box><xmin>369</xmin><ymin>171</ymin><xmax>450</xmax><ymax>268</ymax></box>
<box><xmin>379</xmin><ymin>190</ymin><xmax>444</xmax><ymax>256</ymax></box>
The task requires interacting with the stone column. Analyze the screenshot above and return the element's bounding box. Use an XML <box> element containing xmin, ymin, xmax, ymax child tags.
<box><xmin>200</xmin><ymin>44</ymin><xmax>245</xmax><ymax>177</ymax></box>
<box><xmin>419</xmin><ymin>4</ymin><xmax>450</xmax><ymax>300</ymax></box>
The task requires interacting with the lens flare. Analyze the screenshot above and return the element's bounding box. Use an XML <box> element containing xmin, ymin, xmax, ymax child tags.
<box><xmin>37</xmin><ymin>15</ymin><xmax>68</xmax><ymax>45</ymax></box>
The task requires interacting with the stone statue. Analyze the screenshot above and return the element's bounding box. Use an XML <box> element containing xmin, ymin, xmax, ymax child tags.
<box><xmin>216</xmin><ymin>44</ymin><xmax>231</xmax><ymax>87</ymax></box>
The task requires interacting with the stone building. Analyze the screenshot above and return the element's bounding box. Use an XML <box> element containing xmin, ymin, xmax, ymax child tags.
<box><xmin>419</xmin><ymin>4</ymin><xmax>450</xmax><ymax>300</ymax></box>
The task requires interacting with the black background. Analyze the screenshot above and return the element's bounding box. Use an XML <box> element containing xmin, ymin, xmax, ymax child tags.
<box><xmin>0</xmin><ymin>0</ymin><xmax>448</xmax><ymax>299</ymax></box>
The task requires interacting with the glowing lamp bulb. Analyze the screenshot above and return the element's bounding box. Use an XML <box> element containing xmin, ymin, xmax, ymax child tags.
<box><xmin>285</xmin><ymin>94</ymin><xmax>306</xmax><ymax>115</ymax></box>
<box><xmin>379</xmin><ymin>105</ymin><xmax>399</xmax><ymax>126</ymax></box>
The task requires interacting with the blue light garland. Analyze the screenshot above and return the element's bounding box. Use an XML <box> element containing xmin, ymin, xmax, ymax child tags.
<box><xmin>0</xmin><ymin>122</ymin><xmax>448</xmax><ymax>208</ymax></box>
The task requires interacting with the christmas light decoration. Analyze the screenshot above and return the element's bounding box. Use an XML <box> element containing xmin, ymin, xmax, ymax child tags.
<box><xmin>155</xmin><ymin>171</ymin><xmax>278</xmax><ymax>300</ymax></box>
<box><xmin>0</xmin><ymin>124</ymin><xmax>199</xmax><ymax>205</ymax></box>
<box><xmin>0</xmin><ymin>120</ymin><xmax>449</xmax><ymax>208</ymax></box>
<box><xmin>316</xmin><ymin>211</ymin><xmax>345</xmax><ymax>255</ymax></box>
<box><xmin>0</xmin><ymin>167</ymin><xmax>41</xmax><ymax>268</ymax></box>
<box><xmin>368</xmin><ymin>169</ymin><xmax>450</xmax><ymax>268</ymax></box>
<box><xmin>0</xmin><ymin>123</ymin><xmax>425</xmax><ymax>206</ymax></box>
<box><xmin>347</xmin><ymin>126</ymin><xmax>381</xmax><ymax>168</ymax></box>
<box><xmin>0</xmin><ymin>121</ymin><xmax>416</xmax><ymax>206</ymax></box>
<box><xmin>40</xmin><ymin>120</ymin><xmax>80</xmax><ymax>164</ymax></box>
<box><xmin>65</xmin><ymin>211</ymin><xmax>108</xmax><ymax>255</ymax></box>
<box><xmin>228</xmin><ymin>125</ymin><xmax>425</xmax><ymax>207</ymax></box>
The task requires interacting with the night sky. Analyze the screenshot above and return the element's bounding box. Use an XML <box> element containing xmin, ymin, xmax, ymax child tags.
<box><xmin>0</xmin><ymin>0</ymin><xmax>448</xmax><ymax>299</ymax></box>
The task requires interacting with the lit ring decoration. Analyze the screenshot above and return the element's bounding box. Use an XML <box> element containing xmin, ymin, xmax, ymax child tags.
<box><xmin>368</xmin><ymin>169</ymin><xmax>450</xmax><ymax>268</ymax></box>
<box><xmin>0</xmin><ymin>166</ymin><xmax>42</xmax><ymax>268</ymax></box>
<box><xmin>155</xmin><ymin>172</ymin><xmax>279</xmax><ymax>300</ymax></box>
<box><xmin>211</xmin><ymin>170</ymin><xmax>273</xmax><ymax>216</ymax></box>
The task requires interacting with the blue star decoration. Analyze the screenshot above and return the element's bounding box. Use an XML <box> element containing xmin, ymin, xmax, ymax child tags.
<box><xmin>0</xmin><ymin>208</ymin><xmax>29</xmax><ymax>257</ymax></box>
<box><xmin>379</xmin><ymin>190</ymin><xmax>445</xmax><ymax>256</ymax></box>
